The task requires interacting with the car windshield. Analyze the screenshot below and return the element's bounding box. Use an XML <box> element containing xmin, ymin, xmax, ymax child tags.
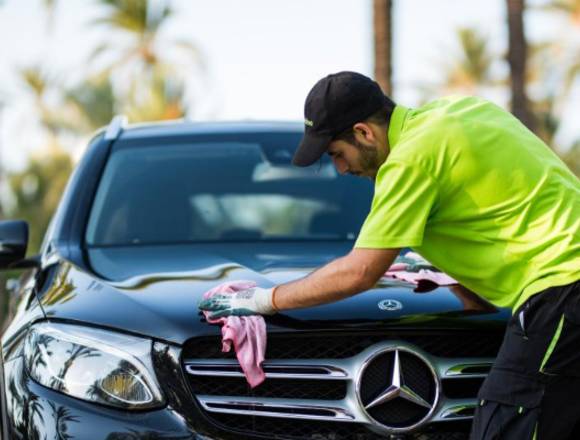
<box><xmin>85</xmin><ymin>131</ymin><xmax>374</xmax><ymax>246</ymax></box>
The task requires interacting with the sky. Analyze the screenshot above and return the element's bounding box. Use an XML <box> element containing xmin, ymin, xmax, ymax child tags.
<box><xmin>0</xmin><ymin>0</ymin><xmax>577</xmax><ymax>171</ymax></box>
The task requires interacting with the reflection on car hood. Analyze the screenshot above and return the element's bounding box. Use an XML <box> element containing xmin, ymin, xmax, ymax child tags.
<box><xmin>38</xmin><ymin>243</ymin><xmax>509</xmax><ymax>344</ymax></box>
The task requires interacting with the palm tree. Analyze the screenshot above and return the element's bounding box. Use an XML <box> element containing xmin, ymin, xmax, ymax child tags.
<box><xmin>543</xmin><ymin>0</ymin><xmax>580</xmax><ymax>25</ymax></box>
<box><xmin>91</xmin><ymin>0</ymin><xmax>202</xmax><ymax>121</ymax></box>
<box><xmin>7</xmin><ymin>150</ymin><xmax>73</xmax><ymax>254</ymax></box>
<box><xmin>26</xmin><ymin>394</ymin><xmax>45</xmax><ymax>440</ymax></box>
<box><xmin>520</xmin><ymin>1</ymin><xmax>579</xmax><ymax>173</ymax></box>
<box><xmin>125</xmin><ymin>71</ymin><xmax>186</xmax><ymax>122</ymax></box>
<box><xmin>18</xmin><ymin>66</ymin><xmax>61</xmax><ymax>144</ymax></box>
<box><xmin>19</xmin><ymin>68</ymin><xmax>111</xmax><ymax>139</ymax></box>
<box><xmin>373</xmin><ymin>0</ymin><xmax>393</xmax><ymax>95</ymax></box>
<box><xmin>506</xmin><ymin>0</ymin><xmax>537</xmax><ymax>132</ymax></box>
<box><xmin>561</xmin><ymin>142</ymin><xmax>580</xmax><ymax>175</ymax></box>
<box><xmin>0</xmin><ymin>100</ymin><xmax>5</xmax><ymax>218</ymax></box>
<box><xmin>440</xmin><ymin>27</ymin><xmax>497</xmax><ymax>95</ymax></box>
<box><xmin>42</xmin><ymin>0</ymin><xmax>58</xmax><ymax>32</ymax></box>
<box><xmin>64</xmin><ymin>76</ymin><xmax>116</xmax><ymax>133</ymax></box>
<box><xmin>50</xmin><ymin>345</ymin><xmax>100</xmax><ymax>392</ymax></box>
<box><xmin>91</xmin><ymin>0</ymin><xmax>172</xmax><ymax>75</ymax></box>
<box><xmin>42</xmin><ymin>266</ymin><xmax>77</xmax><ymax>306</ymax></box>
<box><xmin>17</xmin><ymin>65</ymin><xmax>89</xmax><ymax>137</ymax></box>
<box><xmin>540</xmin><ymin>0</ymin><xmax>580</xmax><ymax>93</ymax></box>
<box><xmin>48</xmin><ymin>402</ymin><xmax>80</xmax><ymax>440</ymax></box>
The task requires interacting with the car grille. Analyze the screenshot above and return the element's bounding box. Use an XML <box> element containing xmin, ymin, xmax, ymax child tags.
<box><xmin>189</xmin><ymin>331</ymin><xmax>503</xmax><ymax>359</ymax></box>
<box><xmin>182</xmin><ymin>331</ymin><xmax>503</xmax><ymax>439</ymax></box>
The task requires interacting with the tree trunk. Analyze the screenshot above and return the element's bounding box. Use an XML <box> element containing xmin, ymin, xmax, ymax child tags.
<box><xmin>506</xmin><ymin>0</ymin><xmax>537</xmax><ymax>132</ymax></box>
<box><xmin>373</xmin><ymin>0</ymin><xmax>393</xmax><ymax>96</ymax></box>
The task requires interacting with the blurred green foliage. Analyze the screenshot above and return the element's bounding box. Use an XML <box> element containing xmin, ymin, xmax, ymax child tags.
<box><xmin>6</xmin><ymin>149</ymin><xmax>73</xmax><ymax>255</ymax></box>
<box><xmin>0</xmin><ymin>0</ymin><xmax>201</xmax><ymax>325</ymax></box>
<box><xmin>1</xmin><ymin>0</ymin><xmax>199</xmax><ymax>251</ymax></box>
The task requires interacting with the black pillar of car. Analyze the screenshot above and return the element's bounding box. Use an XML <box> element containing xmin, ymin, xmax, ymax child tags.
<box><xmin>47</xmin><ymin>126</ymin><xmax>121</xmax><ymax>270</ymax></box>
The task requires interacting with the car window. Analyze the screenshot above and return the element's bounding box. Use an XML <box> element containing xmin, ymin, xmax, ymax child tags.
<box><xmin>85</xmin><ymin>132</ymin><xmax>373</xmax><ymax>246</ymax></box>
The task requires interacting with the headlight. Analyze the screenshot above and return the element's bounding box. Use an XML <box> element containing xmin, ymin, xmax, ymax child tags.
<box><xmin>24</xmin><ymin>322</ymin><xmax>165</xmax><ymax>410</ymax></box>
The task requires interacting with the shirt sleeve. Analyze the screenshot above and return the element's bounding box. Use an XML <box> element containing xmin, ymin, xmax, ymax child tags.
<box><xmin>355</xmin><ymin>160</ymin><xmax>439</xmax><ymax>249</ymax></box>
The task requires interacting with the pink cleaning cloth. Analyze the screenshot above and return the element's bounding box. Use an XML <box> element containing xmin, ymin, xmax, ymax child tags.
<box><xmin>202</xmin><ymin>280</ymin><xmax>266</xmax><ymax>388</ymax></box>
<box><xmin>384</xmin><ymin>269</ymin><xmax>458</xmax><ymax>286</ymax></box>
<box><xmin>384</xmin><ymin>252</ymin><xmax>459</xmax><ymax>287</ymax></box>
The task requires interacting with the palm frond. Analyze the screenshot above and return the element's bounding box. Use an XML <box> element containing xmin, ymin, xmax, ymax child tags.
<box><xmin>539</xmin><ymin>0</ymin><xmax>580</xmax><ymax>24</ymax></box>
<box><xmin>43</xmin><ymin>0</ymin><xmax>57</xmax><ymax>30</ymax></box>
<box><xmin>147</xmin><ymin>3</ymin><xmax>173</xmax><ymax>33</ymax></box>
<box><xmin>93</xmin><ymin>0</ymin><xmax>147</xmax><ymax>34</ymax></box>
<box><xmin>172</xmin><ymin>38</ymin><xmax>203</xmax><ymax>66</ymax></box>
<box><xmin>18</xmin><ymin>66</ymin><xmax>51</xmax><ymax>97</ymax></box>
<box><xmin>87</xmin><ymin>42</ymin><xmax>112</xmax><ymax>64</ymax></box>
<box><xmin>442</xmin><ymin>27</ymin><xmax>496</xmax><ymax>91</ymax></box>
<box><xmin>563</xmin><ymin>60</ymin><xmax>580</xmax><ymax>91</ymax></box>
<box><xmin>124</xmin><ymin>72</ymin><xmax>187</xmax><ymax>122</ymax></box>
<box><xmin>65</xmin><ymin>76</ymin><xmax>116</xmax><ymax>130</ymax></box>
<box><xmin>88</xmin><ymin>0</ymin><xmax>204</xmax><ymax>114</ymax></box>
<box><xmin>457</xmin><ymin>27</ymin><xmax>493</xmax><ymax>82</ymax></box>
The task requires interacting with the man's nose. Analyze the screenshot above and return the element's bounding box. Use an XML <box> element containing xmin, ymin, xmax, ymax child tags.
<box><xmin>332</xmin><ymin>157</ymin><xmax>349</xmax><ymax>175</ymax></box>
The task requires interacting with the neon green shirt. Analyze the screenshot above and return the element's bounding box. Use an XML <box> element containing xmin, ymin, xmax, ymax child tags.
<box><xmin>355</xmin><ymin>96</ymin><xmax>580</xmax><ymax>310</ymax></box>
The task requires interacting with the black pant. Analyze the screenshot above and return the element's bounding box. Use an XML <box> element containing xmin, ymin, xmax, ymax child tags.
<box><xmin>470</xmin><ymin>280</ymin><xmax>580</xmax><ymax>439</ymax></box>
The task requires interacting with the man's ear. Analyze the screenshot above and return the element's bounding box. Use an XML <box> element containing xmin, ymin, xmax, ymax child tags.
<box><xmin>352</xmin><ymin>122</ymin><xmax>375</xmax><ymax>143</ymax></box>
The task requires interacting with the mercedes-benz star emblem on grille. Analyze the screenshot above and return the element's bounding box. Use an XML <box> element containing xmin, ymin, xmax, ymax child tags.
<box><xmin>356</xmin><ymin>347</ymin><xmax>440</xmax><ymax>434</ymax></box>
<box><xmin>365</xmin><ymin>350</ymin><xmax>432</xmax><ymax>410</ymax></box>
<box><xmin>377</xmin><ymin>299</ymin><xmax>403</xmax><ymax>311</ymax></box>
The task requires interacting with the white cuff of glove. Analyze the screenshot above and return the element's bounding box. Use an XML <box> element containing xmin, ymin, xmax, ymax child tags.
<box><xmin>252</xmin><ymin>287</ymin><xmax>276</xmax><ymax>315</ymax></box>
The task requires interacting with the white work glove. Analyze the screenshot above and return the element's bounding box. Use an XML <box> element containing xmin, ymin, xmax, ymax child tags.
<box><xmin>198</xmin><ymin>287</ymin><xmax>276</xmax><ymax>319</ymax></box>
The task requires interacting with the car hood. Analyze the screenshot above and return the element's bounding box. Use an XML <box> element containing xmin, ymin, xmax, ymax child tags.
<box><xmin>38</xmin><ymin>243</ymin><xmax>509</xmax><ymax>344</ymax></box>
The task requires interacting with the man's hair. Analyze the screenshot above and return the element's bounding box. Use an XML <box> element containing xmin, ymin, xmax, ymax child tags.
<box><xmin>333</xmin><ymin>98</ymin><xmax>396</xmax><ymax>144</ymax></box>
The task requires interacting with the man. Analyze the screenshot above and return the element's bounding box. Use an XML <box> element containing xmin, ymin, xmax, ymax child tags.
<box><xmin>199</xmin><ymin>71</ymin><xmax>580</xmax><ymax>438</ymax></box>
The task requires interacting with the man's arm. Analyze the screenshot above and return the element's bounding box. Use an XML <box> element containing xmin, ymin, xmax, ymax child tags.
<box><xmin>274</xmin><ymin>248</ymin><xmax>400</xmax><ymax>310</ymax></box>
<box><xmin>447</xmin><ymin>284</ymin><xmax>498</xmax><ymax>313</ymax></box>
<box><xmin>198</xmin><ymin>248</ymin><xmax>400</xmax><ymax>318</ymax></box>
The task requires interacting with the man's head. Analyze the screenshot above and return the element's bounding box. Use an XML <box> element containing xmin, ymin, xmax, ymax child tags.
<box><xmin>293</xmin><ymin>71</ymin><xmax>396</xmax><ymax>180</ymax></box>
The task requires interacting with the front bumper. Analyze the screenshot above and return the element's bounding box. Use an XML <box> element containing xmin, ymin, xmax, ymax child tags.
<box><xmin>3</xmin><ymin>329</ymin><xmax>502</xmax><ymax>440</ymax></box>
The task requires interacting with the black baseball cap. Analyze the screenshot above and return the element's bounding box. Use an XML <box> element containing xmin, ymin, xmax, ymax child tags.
<box><xmin>293</xmin><ymin>71</ymin><xmax>388</xmax><ymax>167</ymax></box>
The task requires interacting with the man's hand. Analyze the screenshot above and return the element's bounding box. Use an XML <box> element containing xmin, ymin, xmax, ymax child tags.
<box><xmin>198</xmin><ymin>287</ymin><xmax>275</xmax><ymax>319</ymax></box>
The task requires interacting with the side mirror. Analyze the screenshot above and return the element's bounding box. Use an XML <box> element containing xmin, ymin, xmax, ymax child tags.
<box><xmin>0</xmin><ymin>220</ymin><xmax>29</xmax><ymax>270</ymax></box>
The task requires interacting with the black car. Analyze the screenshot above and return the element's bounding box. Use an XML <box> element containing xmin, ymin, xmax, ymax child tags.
<box><xmin>0</xmin><ymin>117</ymin><xmax>509</xmax><ymax>440</ymax></box>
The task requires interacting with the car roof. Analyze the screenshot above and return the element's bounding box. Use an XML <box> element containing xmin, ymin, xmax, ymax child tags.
<box><xmin>119</xmin><ymin>119</ymin><xmax>304</xmax><ymax>140</ymax></box>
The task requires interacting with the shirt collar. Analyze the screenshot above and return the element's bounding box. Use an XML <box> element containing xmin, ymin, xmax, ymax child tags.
<box><xmin>387</xmin><ymin>105</ymin><xmax>410</xmax><ymax>151</ymax></box>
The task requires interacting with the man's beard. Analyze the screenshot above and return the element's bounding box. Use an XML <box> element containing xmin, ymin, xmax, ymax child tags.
<box><xmin>354</xmin><ymin>138</ymin><xmax>381</xmax><ymax>180</ymax></box>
